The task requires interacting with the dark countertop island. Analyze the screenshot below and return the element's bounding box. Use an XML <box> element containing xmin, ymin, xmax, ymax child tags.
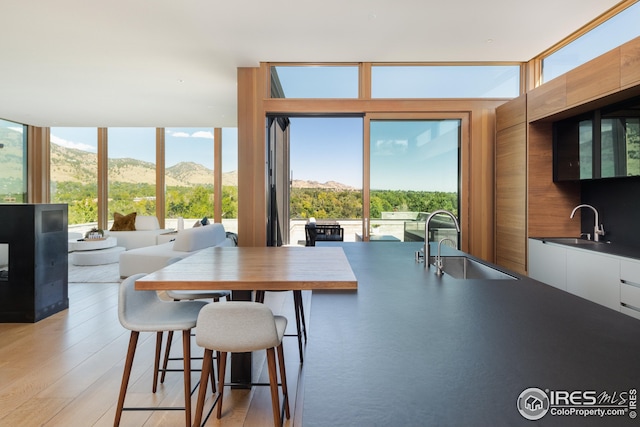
<box><xmin>302</xmin><ymin>242</ymin><xmax>640</xmax><ymax>426</ymax></box>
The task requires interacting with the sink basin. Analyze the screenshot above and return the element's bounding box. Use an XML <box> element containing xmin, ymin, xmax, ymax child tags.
<box><xmin>436</xmin><ymin>256</ymin><xmax>518</xmax><ymax>280</ymax></box>
<box><xmin>542</xmin><ymin>237</ymin><xmax>605</xmax><ymax>246</ymax></box>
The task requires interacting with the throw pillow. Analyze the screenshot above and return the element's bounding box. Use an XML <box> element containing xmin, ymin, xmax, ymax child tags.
<box><xmin>110</xmin><ymin>212</ymin><xmax>137</xmax><ymax>231</ymax></box>
<box><xmin>135</xmin><ymin>215</ymin><xmax>160</xmax><ymax>230</ymax></box>
<box><xmin>192</xmin><ymin>216</ymin><xmax>210</xmax><ymax>227</ymax></box>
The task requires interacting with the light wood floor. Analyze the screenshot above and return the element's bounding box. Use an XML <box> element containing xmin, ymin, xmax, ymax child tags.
<box><xmin>0</xmin><ymin>280</ymin><xmax>308</xmax><ymax>427</ymax></box>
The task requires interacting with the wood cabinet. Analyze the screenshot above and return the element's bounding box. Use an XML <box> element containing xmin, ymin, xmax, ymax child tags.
<box><xmin>495</xmin><ymin>95</ymin><xmax>527</xmax><ymax>274</ymax></box>
<box><xmin>495</xmin><ymin>37</ymin><xmax>640</xmax><ymax>274</ymax></box>
<box><xmin>527</xmin><ymin>36</ymin><xmax>640</xmax><ymax>122</ymax></box>
<box><xmin>566</xmin><ymin>49</ymin><xmax>621</xmax><ymax>107</ymax></box>
<box><xmin>620</xmin><ymin>36</ymin><xmax>640</xmax><ymax>89</ymax></box>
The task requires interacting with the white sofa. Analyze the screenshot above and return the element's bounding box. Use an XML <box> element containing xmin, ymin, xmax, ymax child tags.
<box><xmin>119</xmin><ymin>223</ymin><xmax>234</xmax><ymax>278</ymax></box>
<box><xmin>106</xmin><ymin>215</ymin><xmax>172</xmax><ymax>250</ymax></box>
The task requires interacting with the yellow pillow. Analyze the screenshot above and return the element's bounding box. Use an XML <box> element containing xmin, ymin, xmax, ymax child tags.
<box><xmin>110</xmin><ymin>212</ymin><xmax>137</xmax><ymax>231</ymax></box>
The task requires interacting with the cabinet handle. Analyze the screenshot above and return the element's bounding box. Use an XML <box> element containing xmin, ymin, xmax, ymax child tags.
<box><xmin>621</xmin><ymin>279</ymin><xmax>640</xmax><ymax>288</ymax></box>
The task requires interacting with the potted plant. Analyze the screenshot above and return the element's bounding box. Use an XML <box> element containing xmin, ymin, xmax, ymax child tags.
<box><xmin>84</xmin><ymin>227</ymin><xmax>105</xmax><ymax>240</ymax></box>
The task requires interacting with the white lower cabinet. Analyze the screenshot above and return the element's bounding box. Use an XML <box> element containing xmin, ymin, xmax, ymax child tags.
<box><xmin>565</xmin><ymin>250</ymin><xmax>620</xmax><ymax>312</ymax></box>
<box><xmin>620</xmin><ymin>259</ymin><xmax>640</xmax><ymax>320</ymax></box>
<box><xmin>527</xmin><ymin>238</ymin><xmax>639</xmax><ymax>317</ymax></box>
<box><xmin>528</xmin><ymin>239</ymin><xmax>567</xmax><ymax>291</ymax></box>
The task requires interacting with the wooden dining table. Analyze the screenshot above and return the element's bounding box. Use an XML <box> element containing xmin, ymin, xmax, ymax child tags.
<box><xmin>135</xmin><ymin>245</ymin><xmax>358</xmax><ymax>384</ymax></box>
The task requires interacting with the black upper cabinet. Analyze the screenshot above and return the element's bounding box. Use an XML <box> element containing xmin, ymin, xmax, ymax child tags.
<box><xmin>554</xmin><ymin>96</ymin><xmax>640</xmax><ymax>181</ymax></box>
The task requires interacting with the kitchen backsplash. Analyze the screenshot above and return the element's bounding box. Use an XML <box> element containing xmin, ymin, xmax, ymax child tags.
<box><xmin>581</xmin><ymin>176</ymin><xmax>640</xmax><ymax>248</ymax></box>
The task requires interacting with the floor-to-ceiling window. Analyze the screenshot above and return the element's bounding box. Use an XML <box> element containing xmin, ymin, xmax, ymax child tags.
<box><xmin>221</xmin><ymin>127</ymin><xmax>238</xmax><ymax>233</ymax></box>
<box><xmin>107</xmin><ymin>128</ymin><xmax>156</xmax><ymax>226</ymax></box>
<box><xmin>164</xmin><ymin>128</ymin><xmax>214</xmax><ymax>229</ymax></box>
<box><xmin>0</xmin><ymin>119</ymin><xmax>27</xmax><ymax>204</ymax></box>
<box><xmin>50</xmin><ymin>127</ymin><xmax>98</xmax><ymax>233</ymax></box>
<box><xmin>48</xmin><ymin>126</ymin><xmax>234</xmax><ymax>233</ymax></box>
<box><xmin>369</xmin><ymin>119</ymin><xmax>460</xmax><ymax>243</ymax></box>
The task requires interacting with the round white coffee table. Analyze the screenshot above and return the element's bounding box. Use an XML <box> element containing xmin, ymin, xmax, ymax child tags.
<box><xmin>69</xmin><ymin>237</ymin><xmax>125</xmax><ymax>265</ymax></box>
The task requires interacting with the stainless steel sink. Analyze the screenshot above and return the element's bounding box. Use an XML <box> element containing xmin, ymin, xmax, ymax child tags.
<box><xmin>542</xmin><ymin>237</ymin><xmax>606</xmax><ymax>246</ymax></box>
<box><xmin>436</xmin><ymin>256</ymin><xmax>518</xmax><ymax>280</ymax></box>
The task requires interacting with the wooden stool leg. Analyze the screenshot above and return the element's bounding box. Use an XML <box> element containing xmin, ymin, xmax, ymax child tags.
<box><xmin>153</xmin><ymin>331</ymin><xmax>163</xmax><ymax>392</ymax></box>
<box><xmin>160</xmin><ymin>330</ymin><xmax>174</xmax><ymax>383</ymax></box>
<box><xmin>192</xmin><ymin>349</ymin><xmax>212</xmax><ymax>427</ymax></box>
<box><xmin>216</xmin><ymin>352</ymin><xmax>228</xmax><ymax>419</ymax></box>
<box><xmin>210</xmin><ymin>352</ymin><xmax>216</xmax><ymax>394</ymax></box>
<box><xmin>182</xmin><ymin>330</ymin><xmax>192</xmax><ymax>427</ymax></box>
<box><xmin>277</xmin><ymin>342</ymin><xmax>290</xmax><ymax>419</ymax></box>
<box><xmin>266</xmin><ymin>347</ymin><xmax>281</xmax><ymax>427</ymax></box>
<box><xmin>114</xmin><ymin>331</ymin><xmax>139</xmax><ymax>427</ymax></box>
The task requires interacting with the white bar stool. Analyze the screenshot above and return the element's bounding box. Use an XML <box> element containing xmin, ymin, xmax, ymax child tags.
<box><xmin>192</xmin><ymin>301</ymin><xmax>290</xmax><ymax>427</ymax></box>
<box><xmin>114</xmin><ymin>273</ymin><xmax>208</xmax><ymax>427</ymax></box>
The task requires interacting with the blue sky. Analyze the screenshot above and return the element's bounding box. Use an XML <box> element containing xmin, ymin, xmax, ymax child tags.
<box><xmin>289</xmin><ymin>117</ymin><xmax>459</xmax><ymax>192</ymax></box>
<box><xmin>50</xmin><ymin>127</ymin><xmax>238</xmax><ymax>172</ymax></box>
<box><xmin>289</xmin><ymin>117</ymin><xmax>362</xmax><ymax>188</ymax></box>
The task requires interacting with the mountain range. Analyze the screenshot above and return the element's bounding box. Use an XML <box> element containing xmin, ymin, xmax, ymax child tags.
<box><xmin>1</xmin><ymin>128</ymin><xmax>353</xmax><ymax>190</ymax></box>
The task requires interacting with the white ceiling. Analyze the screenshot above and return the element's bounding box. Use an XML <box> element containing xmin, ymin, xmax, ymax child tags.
<box><xmin>0</xmin><ymin>0</ymin><xmax>623</xmax><ymax>128</ymax></box>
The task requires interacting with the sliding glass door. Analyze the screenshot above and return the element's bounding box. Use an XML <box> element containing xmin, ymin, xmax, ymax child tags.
<box><xmin>266</xmin><ymin>114</ymin><xmax>460</xmax><ymax>245</ymax></box>
<box><xmin>367</xmin><ymin>118</ymin><xmax>460</xmax><ymax>243</ymax></box>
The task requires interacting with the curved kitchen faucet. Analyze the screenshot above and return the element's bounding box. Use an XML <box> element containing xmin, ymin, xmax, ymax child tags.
<box><xmin>570</xmin><ymin>204</ymin><xmax>605</xmax><ymax>242</ymax></box>
<box><xmin>423</xmin><ymin>210</ymin><xmax>460</xmax><ymax>269</ymax></box>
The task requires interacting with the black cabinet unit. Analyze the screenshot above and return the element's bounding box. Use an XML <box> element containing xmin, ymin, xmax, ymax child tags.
<box><xmin>554</xmin><ymin>95</ymin><xmax>640</xmax><ymax>181</ymax></box>
<box><xmin>0</xmin><ymin>204</ymin><xmax>69</xmax><ymax>322</ymax></box>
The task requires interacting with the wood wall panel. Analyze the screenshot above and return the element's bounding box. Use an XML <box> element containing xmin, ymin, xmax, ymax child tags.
<box><xmin>468</xmin><ymin>107</ymin><xmax>496</xmax><ymax>262</ymax></box>
<box><xmin>621</xmin><ymin>37</ymin><xmax>640</xmax><ymax>88</ymax></box>
<box><xmin>496</xmin><ymin>95</ymin><xmax>525</xmax><ymax>131</ymax></box>
<box><xmin>26</xmin><ymin>126</ymin><xmax>49</xmax><ymax>203</ymax></box>
<box><xmin>527</xmin><ymin>122</ymin><xmax>581</xmax><ymax>238</ymax></box>
<box><xmin>495</xmin><ymin>121</ymin><xmax>526</xmax><ymax>274</ymax></box>
<box><xmin>237</xmin><ymin>67</ymin><xmax>266</xmax><ymax>247</ymax></box>
<box><xmin>566</xmin><ymin>49</ymin><xmax>621</xmax><ymax>107</ymax></box>
<box><xmin>527</xmin><ymin>75</ymin><xmax>567</xmax><ymax>121</ymax></box>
